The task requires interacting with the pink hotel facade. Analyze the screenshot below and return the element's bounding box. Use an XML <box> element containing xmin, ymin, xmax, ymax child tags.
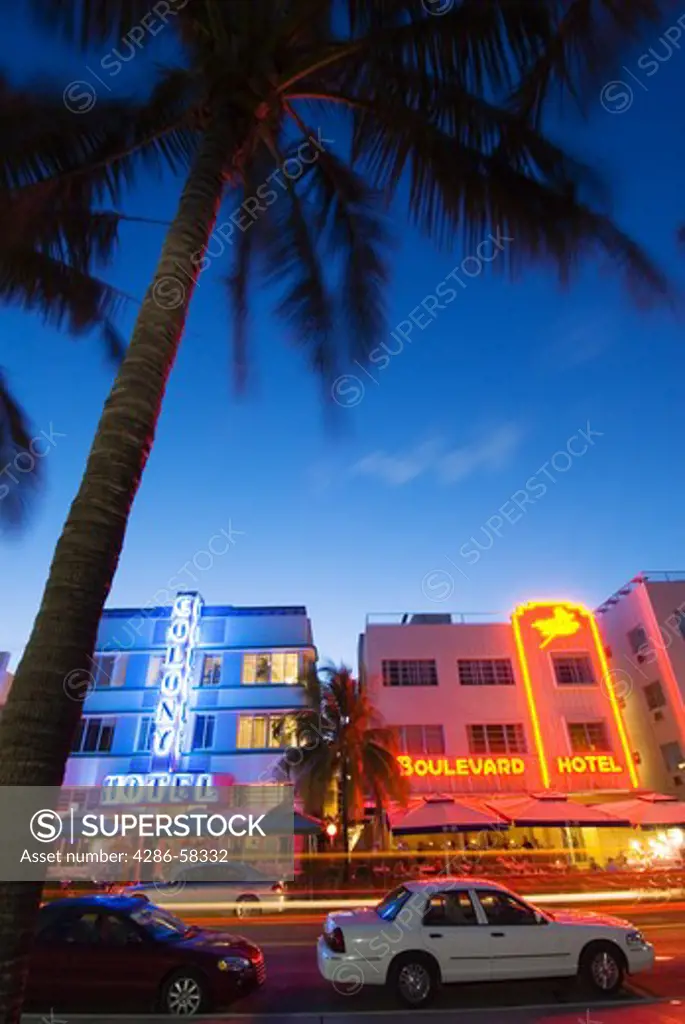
<box><xmin>360</xmin><ymin>574</ymin><xmax>685</xmax><ymax>802</ymax></box>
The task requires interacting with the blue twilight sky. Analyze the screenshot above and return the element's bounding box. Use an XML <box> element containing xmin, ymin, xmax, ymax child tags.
<box><xmin>2</xmin><ymin>11</ymin><xmax>685</xmax><ymax>670</ymax></box>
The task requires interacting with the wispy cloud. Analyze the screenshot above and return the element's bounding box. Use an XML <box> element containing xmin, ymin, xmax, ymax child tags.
<box><xmin>543</xmin><ymin>314</ymin><xmax>616</xmax><ymax>371</ymax></box>
<box><xmin>349</xmin><ymin>424</ymin><xmax>525</xmax><ymax>487</ymax></box>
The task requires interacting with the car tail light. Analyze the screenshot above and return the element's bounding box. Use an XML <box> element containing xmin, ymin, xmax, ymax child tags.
<box><xmin>325</xmin><ymin>927</ymin><xmax>346</xmax><ymax>953</ymax></box>
<box><xmin>271</xmin><ymin>883</ymin><xmax>284</xmax><ymax>893</ymax></box>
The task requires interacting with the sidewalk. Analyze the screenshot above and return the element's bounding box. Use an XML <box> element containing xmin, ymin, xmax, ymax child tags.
<box><xmin>22</xmin><ymin>998</ymin><xmax>685</xmax><ymax>1024</ymax></box>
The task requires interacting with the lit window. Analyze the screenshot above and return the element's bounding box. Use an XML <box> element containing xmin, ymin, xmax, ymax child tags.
<box><xmin>192</xmin><ymin>715</ymin><xmax>216</xmax><ymax>751</ymax></box>
<box><xmin>145</xmin><ymin>656</ymin><xmax>163</xmax><ymax>688</ymax></box>
<box><xmin>552</xmin><ymin>654</ymin><xmax>595</xmax><ymax>685</ymax></box>
<box><xmin>458</xmin><ymin>660</ymin><xmax>515</xmax><ymax>686</ymax></box>
<box><xmin>236</xmin><ymin>713</ymin><xmax>297</xmax><ymax>749</ymax></box>
<box><xmin>395</xmin><ymin>725</ymin><xmax>445</xmax><ymax>754</ymax></box>
<box><xmin>200</xmin><ymin>655</ymin><xmax>222</xmax><ymax>687</ymax></box>
<box><xmin>466</xmin><ymin>724</ymin><xmax>527</xmax><ymax>755</ymax></box>
<box><xmin>382</xmin><ymin>660</ymin><xmax>438</xmax><ymax>687</ymax></box>
<box><xmin>71</xmin><ymin>718</ymin><xmax>115</xmax><ymax>753</ymax></box>
<box><xmin>271</xmin><ymin>652</ymin><xmax>299</xmax><ymax>683</ymax></box>
<box><xmin>242</xmin><ymin>652</ymin><xmax>300</xmax><ymax>684</ymax></box>
<box><xmin>136</xmin><ymin>717</ymin><xmax>155</xmax><ymax>752</ymax></box>
<box><xmin>567</xmin><ymin>721</ymin><xmax>610</xmax><ymax>753</ymax></box>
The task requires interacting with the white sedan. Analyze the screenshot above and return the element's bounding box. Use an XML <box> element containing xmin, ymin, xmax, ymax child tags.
<box><xmin>317</xmin><ymin>878</ymin><xmax>654</xmax><ymax>1007</ymax></box>
<box><xmin>123</xmin><ymin>863</ymin><xmax>285</xmax><ymax>916</ymax></box>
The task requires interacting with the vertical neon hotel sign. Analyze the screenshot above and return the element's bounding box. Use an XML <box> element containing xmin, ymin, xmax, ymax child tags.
<box><xmin>511</xmin><ymin>600</ymin><xmax>639</xmax><ymax>789</ymax></box>
<box><xmin>153</xmin><ymin>592</ymin><xmax>203</xmax><ymax>768</ymax></box>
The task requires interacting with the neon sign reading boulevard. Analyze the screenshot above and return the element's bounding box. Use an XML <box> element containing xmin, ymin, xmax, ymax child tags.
<box><xmin>153</xmin><ymin>592</ymin><xmax>202</xmax><ymax>766</ymax></box>
<box><xmin>397</xmin><ymin>754</ymin><xmax>624</xmax><ymax>778</ymax></box>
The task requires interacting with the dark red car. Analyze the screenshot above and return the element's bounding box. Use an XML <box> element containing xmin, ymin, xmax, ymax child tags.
<box><xmin>25</xmin><ymin>894</ymin><xmax>265</xmax><ymax>1015</ymax></box>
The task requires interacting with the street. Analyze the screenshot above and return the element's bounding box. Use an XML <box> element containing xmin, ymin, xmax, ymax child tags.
<box><xmin>20</xmin><ymin>899</ymin><xmax>685</xmax><ymax>1021</ymax></box>
<box><xmin>228</xmin><ymin>905</ymin><xmax>683</xmax><ymax>1015</ymax></box>
<box><xmin>185</xmin><ymin>901</ymin><xmax>685</xmax><ymax>1015</ymax></box>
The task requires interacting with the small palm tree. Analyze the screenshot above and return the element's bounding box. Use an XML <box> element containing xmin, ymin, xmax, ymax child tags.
<box><xmin>281</xmin><ymin>664</ymin><xmax>409</xmax><ymax>866</ymax></box>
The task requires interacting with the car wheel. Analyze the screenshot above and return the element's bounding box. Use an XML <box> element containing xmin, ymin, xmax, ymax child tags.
<box><xmin>390</xmin><ymin>953</ymin><xmax>438</xmax><ymax>1008</ymax></box>
<box><xmin>160</xmin><ymin>969</ymin><xmax>209</xmax><ymax>1016</ymax></box>
<box><xmin>235</xmin><ymin>894</ymin><xmax>261</xmax><ymax>917</ymax></box>
<box><xmin>579</xmin><ymin>942</ymin><xmax>625</xmax><ymax>996</ymax></box>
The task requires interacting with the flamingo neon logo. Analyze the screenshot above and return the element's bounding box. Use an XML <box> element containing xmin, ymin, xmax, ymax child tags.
<box><xmin>531</xmin><ymin>606</ymin><xmax>581</xmax><ymax>648</ymax></box>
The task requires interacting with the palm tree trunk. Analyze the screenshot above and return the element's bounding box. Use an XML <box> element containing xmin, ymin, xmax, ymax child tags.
<box><xmin>0</xmin><ymin>110</ymin><xmax>230</xmax><ymax>1024</ymax></box>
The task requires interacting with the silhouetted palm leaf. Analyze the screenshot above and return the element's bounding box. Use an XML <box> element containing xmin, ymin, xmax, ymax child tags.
<box><xmin>0</xmin><ymin>373</ymin><xmax>41</xmax><ymax>531</ymax></box>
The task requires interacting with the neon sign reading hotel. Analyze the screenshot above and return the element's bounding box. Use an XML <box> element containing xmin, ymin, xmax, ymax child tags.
<box><xmin>512</xmin><ymin>600</ymin><xmax>639</xmax><ymax>789</ymax></box>
<box><xmin>397</xmin><ymin>755</ymin><xmax>624</xmax><ymax>779</ymax></box>
<box><xmin>153</xmin><ymin>592</ymin><xmax>202</xmax><ymax>767</ymax></box>
<box><xmin>394</xmin><ymin>600</ymin><xmax>638</xmax><ymax>791</ymax></box>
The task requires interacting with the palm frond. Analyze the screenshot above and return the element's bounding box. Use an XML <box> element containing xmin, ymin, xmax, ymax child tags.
<box><xmin>2</xmin><ymin>69</ymin><xmax>198</xmax><ymax>212</ymax></box>
<box><xmin>311</xmin><ymin>84</ymin><xmax>669</xmax><ymax>300</ymax></box>
<box><xmin>514</xmin><ymin>0</ymin><xmax>668</xmax><ymax>121</ymax></box>
<box><xmin>258</xmin><ymin>140</ymin><xmax>336</xmax><ymax>379</ymax></box>
<box><xmin>28</xmin><ymin>0</ymin><xmax>166</xmax><ymax>47</ymax></box>
<box><xmin>300</xmin><ymin>142</ymin><xmax>389</xmax><ymax>365</ymax></box>
<box><xmin>0</xmin><ymin>247</ymin><xmax>127</xmax><ymax>354</ymax></box>
<box><xmin>0</xmin><ymin>372</ymin><xmax>42</xmax><ymax>533</ymax></box>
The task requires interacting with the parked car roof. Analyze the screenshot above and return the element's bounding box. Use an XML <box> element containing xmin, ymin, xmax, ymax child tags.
<box><xmin>42</xmin><ymin>895</ymin><xmax>148</xmax><ymax>913</ymax></box>
<box><xmin>404</xmin><ymin>877</ymin><xmax>507</xmax><ymax>893</ymax></box>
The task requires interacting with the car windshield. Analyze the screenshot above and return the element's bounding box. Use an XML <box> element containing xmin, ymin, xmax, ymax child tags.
<box><xmin>130</xmin><ymin>904</ymin><xmax>190</xmax><ymax>941</ymax></box>
<box><xmin>375</xmin><ymin>885</ymin><xmax>411</xmax><ymax>921</ymax></box>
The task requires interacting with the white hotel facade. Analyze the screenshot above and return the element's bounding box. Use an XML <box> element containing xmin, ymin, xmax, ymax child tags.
<box><xmin>63</xmin><ymin>593</ymin><xmax>315</xmax><ymax>791</ymax></box>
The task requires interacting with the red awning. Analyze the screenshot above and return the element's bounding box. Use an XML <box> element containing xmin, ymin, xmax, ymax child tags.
<box><xmin>591</xmin><ymin>794</ymin><xmax>685</xmax><ymax>828</ymax></box>
<box><xmin>391</xmin><ymin>796</ymin><xmax>509</xmax><ymax>835</ymax></box>
<box><xmin>484</xmin><ymin>794</ymin><xmax>630</xmax><ymax>828</ymax></box>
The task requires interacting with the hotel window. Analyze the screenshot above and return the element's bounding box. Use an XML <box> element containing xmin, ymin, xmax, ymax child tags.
<box><xmin>567</xmin><ymin>721</ymin><xmax>610</xmax><ymax>753</ymax></box>
<box><xmin>382</xmin><ymin>660</ymin><xmax>438</xmax><ymax>687</ymax></box>
<box><xmin>552</xmin><ymin>654</ymin><xmax>595</xmax><ymax>685</ymax></box>
<box><xmin>458</xmin><ymin>659</ymin><xmax>515</xmax><ymax>686</ymax></box>
<box><xmin>396</xmin><ymin>725</ymin><xmax>445</xmax><ymax>754</ymax></box>
<box><xmin>200</xmin><ymin>655</ymin><xmax>222</xmax><ymax>687</ymax></box>
<box><xmin>93</xmin><ymin>654</ymin><xmax>120</xmax><ymax>688</ymax></box>
<box><xmin>136</xmin><ymin>716</ymin><xmax>155</xmax><ymax>752</ymax></box>
<box><xmin>146</xmin><ymin>656</ymin><xmax>163</xmax><ymax>687</ymax></box>
<box><xmin>627</xmin><ymin>625</ymin><xmax>649</xmax><ymax>654</ymax></box>
<box><xmin>467</xmin><ymin>724</ymin><xmax>527</xmax><ymax>755</ymax></box>
<box><xmin>152</xmin><ymin>619</ymin><xmax>170</xmax><ymax>644</ymax></box>
<box><xmin>643</xmin><ymin>680</ymin><xmax>666</xmax><ymax>711</ymax></box>
<box><xmin>71</xmin><ymin>717</ymin><xmax>115</xmax><ymax>754</ymax></box>
<box><xmin>674</xmin><ymin>609</ymin><xmax>685</xmax><ymax>641</ymax></box>
<box><xmin>660</xmin><ymin>741</ymin><xmax>684</xmax><ymax>773</ymax></box>
<box><xmin>236</xmin><ymin>713</ymin><xmax>297</xmax><ymax>750</ymax></box>
<box><xmin>192</xmin><ymin>714</ymin><xmax>215</xmax><ymax>751</ymax></box>
<box><xmin>242</xmin><ymin>652</ymin><xmax>299</xmax><ymax>685</ymax></box>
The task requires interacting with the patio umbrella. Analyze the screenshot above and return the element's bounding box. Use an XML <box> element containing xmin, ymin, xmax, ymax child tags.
<box><xmin>484</xmin><ymin>794</ymin><xmax>630</xmax><ymax>828</ymax></box>
<box><xmin>259</xmin><ymin>805</ymin><xmax>325</xmax><ymax>835</ymax></box>
<box><xmin>391</xmin><ymin>796</ymin><xmax>509</xmax><ymax>835</ymax></box>
<box><xmin>591</xmin><ymin>794</ymin><xmax>685</xmax><ymax>828</ymax></box>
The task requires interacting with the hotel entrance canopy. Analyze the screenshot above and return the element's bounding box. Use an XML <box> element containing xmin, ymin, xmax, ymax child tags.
<box><xmin>391</xmin><ymin>796</ymin><xmax>509</xmax><ymax>835</ymax></box>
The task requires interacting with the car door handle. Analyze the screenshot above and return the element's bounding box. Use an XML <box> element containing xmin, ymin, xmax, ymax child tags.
<box><xmin>429</xmin><ymin>933</ymin><xmax>443</xmax><ymax>939</ymax></box>
<box><xmin>491</xmin><ymin>932</ymin><xmax>505</xmax><ymax>937</ymax></box>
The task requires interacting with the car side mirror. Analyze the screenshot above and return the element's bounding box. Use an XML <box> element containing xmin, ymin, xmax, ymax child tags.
<box><xmin>535</xmin><ymin>912</ymin><xmax>548</xmax><ymax>925</ymax></box>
